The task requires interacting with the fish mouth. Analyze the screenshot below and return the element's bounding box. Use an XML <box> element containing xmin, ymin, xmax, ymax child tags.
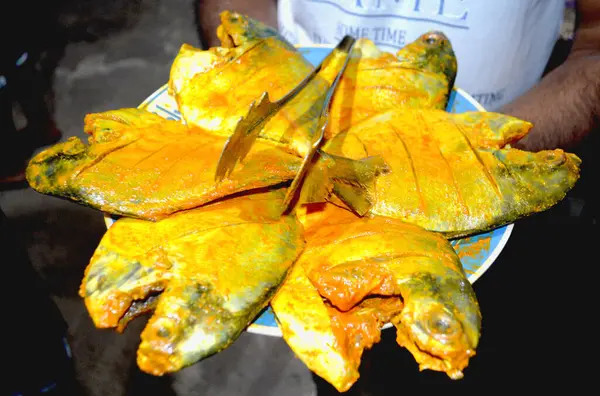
<box><xmin>84</xmin><ymin>290</ymin><xmax>133</xmax><ymax>328</ymax></box>
<box><xmin>84</xmin><ymin>288</ymin><xmax>163</xmax><ymax>329</ymax></box>
<box><xmin>393</xmin><ymin>302</ymin><xmax>476</xmax><ymax>379</ymax></box>
<box><xmin>566</xmin><ymin>152</ymin><xmax>582</xmax><ymax>167</ymax></box>
<box><xmin>137</xmin><ymin>345</ymin><xmax>181</xmax><ymax>376</ymax></box>
<box><xmin>137</xmin><ymin>316</ymin><xmax>183</xmax><ymax>375</ymax></box>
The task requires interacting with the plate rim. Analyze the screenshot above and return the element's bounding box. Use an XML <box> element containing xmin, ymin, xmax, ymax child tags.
<box><xmin>102</xmin><ymin>44</ymin><xmax>513</xmax><ymax>337</ymax></box>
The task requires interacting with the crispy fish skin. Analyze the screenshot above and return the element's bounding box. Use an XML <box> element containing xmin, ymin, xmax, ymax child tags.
<box><xmin>25</xmin><ymin>109</ymin><xmax>302</xmax><ymax>220</ymax></box>
<box><xmin>298</xmin><ymin>204</ymin><xmax>480</xmax><ymax>380</ymax></box>
<box><xmin>81</xmin><ymin>191</ymin><xmax>305</xmax><ymax>375</ymax></box>
<box><xmin>324</xmin><ymin>109</ymin><xmax>581</xmax><ymax>238</ymax></box>
<box><xmin>323</xmin><ymin>31</ymin><xmax>457</xmax><ymax>138</ymax></box>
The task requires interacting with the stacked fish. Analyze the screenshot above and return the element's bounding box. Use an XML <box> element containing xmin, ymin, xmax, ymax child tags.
<box><xmin>25</xmin><ymin>11</ymin><xmax>581</xmax><ymax>392</ymax></box>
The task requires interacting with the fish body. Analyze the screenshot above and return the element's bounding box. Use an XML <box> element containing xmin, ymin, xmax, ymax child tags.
<box><xmin>271</xmin><ymin>259</ymin><xmax>402</xmax><ymax>393</ymax></box>
<box><xmin>25</xmin><ymin>109</ymin><xmax>302</xmax><ymax>220</ymax></box>
<box><xmin>80</xmin><ymin>191</ymin><xmax>306</xmax><ymax>375</ymax></box>
<box><xmin>271</xmin><ymin>203</ymin><xmax>402</xmax><ymax>392</ymax></box>
<box><xmin>170</xmin><ymin>13</ymin><xmax>456</xmax><ymax>157</ymax></box>
<box><xmin>324</xmin><ymin>109</ymin><xmax>581</xmax><ymax>237</ymax></box>
<box><xmin>272</xmin><ymin>203</ymin><xmax>480</xmax><ymax>389</ymax></box>
<box><xmin>323</xmin><ymin>31</ymin><xmax>457</xmax><ymax>138</ymax></box>
<box><xmin>26</xmin><ymin>108</ymin><xmax>387</xmax><ymax>220</ymax></box>
<box><xmin>170</xmin><ymin>11</ymin><xmax>347</xmax><ymax>158</ymax></box>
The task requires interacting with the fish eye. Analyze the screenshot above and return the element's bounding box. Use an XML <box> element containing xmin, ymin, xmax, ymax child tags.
<box><xmin>424</xmin><ymin>34</ymin><xmax>440</xmax><ymax>45</ymax></box>
<box><xmin>425</xmin><ymin>310</ymin><xmax>461</xmax><ymax>341</ymax></box>
<box><xmin>543</xmin><ymin>151</ymin><xmax>566</xmax><ymax>166</ymax></box>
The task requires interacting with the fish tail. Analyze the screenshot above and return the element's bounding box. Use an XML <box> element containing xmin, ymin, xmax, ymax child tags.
<box><xmin>301</xmin><ymin>150</ymin><xmax>389</xmax><ymax>216</ymax></box>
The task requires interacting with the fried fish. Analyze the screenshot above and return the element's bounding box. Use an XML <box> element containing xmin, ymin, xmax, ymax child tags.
<box><xmin>80</xmin><ymin>190</ymin><xmax>305</xmax><ymax>375</ymax></box>
<box><xmin>324</xmin><ymin>109</ymin><xmax>581</xmax><ymax>237</ymax></box>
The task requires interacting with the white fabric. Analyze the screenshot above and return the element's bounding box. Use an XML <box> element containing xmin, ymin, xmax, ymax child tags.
<box><xmin>278</xmin><ymin>0</ymin><xmax>565</xmax><ymax>110</ymax></box>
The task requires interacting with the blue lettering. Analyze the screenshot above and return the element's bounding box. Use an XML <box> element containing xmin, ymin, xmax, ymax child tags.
<box><xmin>437</xmin><ymin>0</ymin><xmax>445</xmax><ymax>15</ymax></box>
<box><xmin>373</xmin><ymin>27</ymin><xmax>385</xmax><ymax>41</ymax></box>
<box><xmin>439</xmin><ymin>0</ymin><xmax>468</xmax><ymax>20</ymax></box>
<box><xmin>413</xmin><ymin>0</ymin><xmax>468</xmax><ymax>20</ymax></box>
<box><xmin>349</xmin><ymin>25</ymin><xmax>360</xmax><ymax>37</ymax></box>
<box><xmin>356</xmin><ymin>0</ymin><xmax>383</xmax><ymax>9</ymax></box>
<box><xmin>337</xmin><ymin>22</ymin><xmax>362</xmax><ymax>38</ymax></box>
<box><xmin>472</xmin><ymin>90</ymin><xmax>504</xmax><ymax>106</ymax></box>
<box><xmin>385</xmin><ymin>28</ymin><xmax>397</xmax><ymax>44</ymax></box>
<box><xmin>387</xmin><ymin>28</ymin><xmax>406</xmax><ymax>46</ymax></box>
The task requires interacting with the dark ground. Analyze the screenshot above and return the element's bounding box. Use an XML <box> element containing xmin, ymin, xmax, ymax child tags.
<box><xmin>1</xmin><ymin>1</ymin><xmax>597</xmax><ymax>395</ymax></box>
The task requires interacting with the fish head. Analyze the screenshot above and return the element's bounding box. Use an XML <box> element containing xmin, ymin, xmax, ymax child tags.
<box><xmin>395</xmin><ymin>274</ymin><xmax>481</xmax><ymax>379</ymax></box>
<box><xmin>494</xmin><ymin>148</ymin><xmax>582</xmax><ymax>196</ymax></box>
<box><xmin>137</xmin><ymin>282</ymin><xmax>245</xmax><ymax>375</ymax></box>
<box><xmin>25</xmin><ymin>137</ymin><xmax>89</xmax><ymax>195</ymax></box>
<box><xmin>217</xmin><ymin>11</ymin><xmax>282</xmax><ymax>48</ymax></box>
<box><xmin>396</xmin><ymin>31</ymin><xmax>457</xmax><ymax>85</ymax></box>
<box><xmin>80</xmin><ymin>217</ymin><xmax>172</xmax><ymax>329</ymax></box>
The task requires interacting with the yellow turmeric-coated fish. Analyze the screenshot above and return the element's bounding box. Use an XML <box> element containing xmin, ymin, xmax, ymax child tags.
<box><xmin>25</xmin><ymin>108</ymin><xmax>303</xmax><ymax>220</ymax></box>
<box><xmin>321</xmin><ymin>31</ymin><xmax>457</xmax><ymax>138</ymax></box>
<box><xmin>323</xmin><ymin>109</ymin><xmax>582</xmax><ymax>238</ymax></box>
<box><xmin>169</xmin><ymin>13</ymin><xmax>456</xmax><ymax>156</ymax></box>
<box><xmin>272</xmin><ymin>203</ymin><xmax>402</xmax><ymax>392</ymax></box>
<box><xmin>169</xmin><ymin>11</ymin><xmax>347</xmax><ymax>158</ymax></box>
<box><xmin>271</xmin><ymin>260</ymin><xmax>403</xmax><ymax>393</ymax></box>
<box><xmin>80</xmin><ymin>190</ymin><xmax>305</xmax><ymax>375</ymax></box>
<box><xmin>272</xmin><ymin>203</ymin><xmax>480</xmax><ymax>390</ymax></box>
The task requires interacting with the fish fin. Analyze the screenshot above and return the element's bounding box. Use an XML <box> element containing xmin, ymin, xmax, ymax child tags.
<box><xmin>332</xmin><ymin>183</ymin><xmax>373</xmax><ymax>217</ymax></box>
<box><xmin>299</xmin><ymin>151</ymin><xmax>390</xmax><ymax>216</ymax></box>
<box><xmin>216</xmin><ymin>36</ymin><xmax>356</xmax><ymax>184</ymax></box>
<box><xmin>214</xmin><ymin>92</ymin><xmax>280</xmax><ymax>181</ymax></box>
<box><xmin>280</xmin><ymin>37</ymin><xmax>356</xmax><ymax>210</ymax></box>
<box><xmin>454</xmin><ymin>112</ymin><xmax>533</xmax><ymax>148</ymax></box>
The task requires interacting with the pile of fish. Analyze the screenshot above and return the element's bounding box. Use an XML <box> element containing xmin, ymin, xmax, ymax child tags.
<box><xmin>25</xmin><ymin>11</ymin><xmax>581</xmax><ymax>392</ymax></box>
